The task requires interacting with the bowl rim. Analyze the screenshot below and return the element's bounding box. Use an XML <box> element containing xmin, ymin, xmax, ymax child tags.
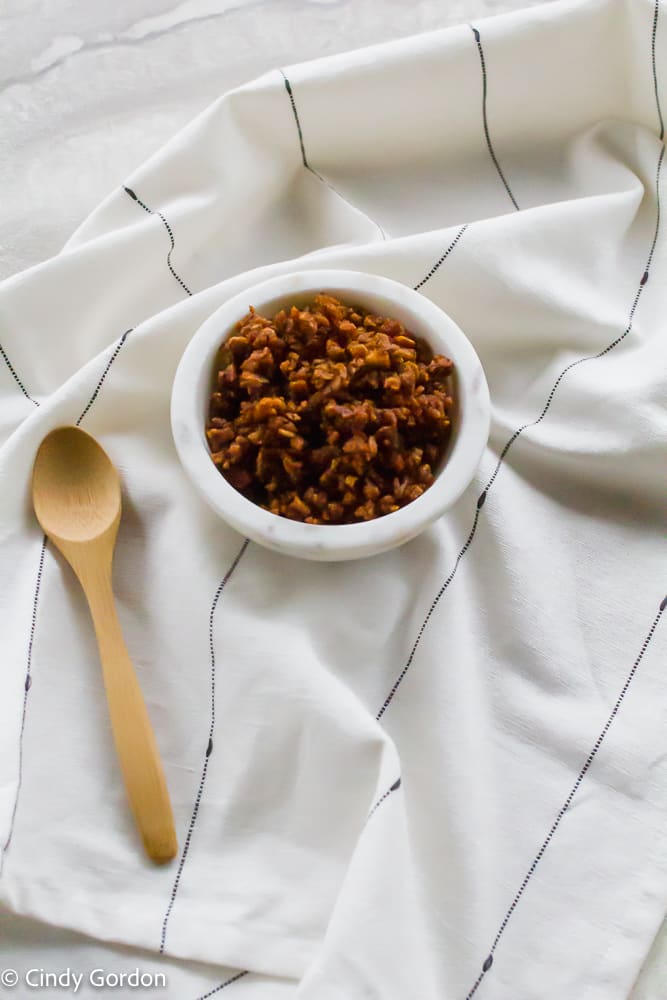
<box><xmin>171</xmin><ymin>268</ymin><xmax>490</xmax><ymax>560</ymax></box>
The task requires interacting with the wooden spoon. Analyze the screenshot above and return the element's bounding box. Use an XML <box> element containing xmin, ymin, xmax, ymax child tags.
<box><xmin>32</xmin><ymin>426</ymin><xmax>177</xmax><ymax>864</ymax></box>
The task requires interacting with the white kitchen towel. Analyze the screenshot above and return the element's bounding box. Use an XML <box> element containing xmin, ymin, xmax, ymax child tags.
<box><xmin>0</xmin><ymin>0</ymin><xmax>666</xmax><ymax>998</ymax></box>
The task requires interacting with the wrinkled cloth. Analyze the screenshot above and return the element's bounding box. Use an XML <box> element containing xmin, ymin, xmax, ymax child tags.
<box><xmin>0</xmin><ymin>0</ymin><xmax>666</xmax><ymax>997</ymax></box>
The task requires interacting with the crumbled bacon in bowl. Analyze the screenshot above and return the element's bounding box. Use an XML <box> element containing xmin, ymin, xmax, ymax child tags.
<box><xmin>205</xmin><ymin>294</ymin><xmax>454</xmax><ymax>525</ymax></box>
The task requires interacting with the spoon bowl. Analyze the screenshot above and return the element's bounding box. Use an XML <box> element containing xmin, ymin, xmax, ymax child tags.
<box><xmin>33</xmin><ymin>426</ymin><xmax>121</xmax><ymax>543</ymax></box>
<box><xmin>32</xmin><ymin>426</ymin><xmax>177</xmax><ymax>864</ymax></box>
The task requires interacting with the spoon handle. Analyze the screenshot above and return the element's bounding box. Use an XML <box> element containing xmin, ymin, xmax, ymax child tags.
<box><xmin>82</xmin><ymin>565</ymin><xmax>178</xmax><ymax>864</ymax></box>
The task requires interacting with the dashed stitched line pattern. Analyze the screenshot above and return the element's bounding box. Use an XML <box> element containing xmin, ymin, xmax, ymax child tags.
<box><xmin>653</xmin><ymin>0</ymin><xmax>665</xmax><ymax>141</ymax></box>
<box><xmin>485</xmin><ymin>142</ymin><xmax>663</xmax><ymax>489</ymax></box>
<box><xmin>377</xmin><ymin>137</ymin><xmax>665</xmax><ymax>720</ymax></box>
<box><xmin>159</xmin><ymin>538</ymin><xmax>250</xmax><ymax>954</ymax></box>
<box><xmin>376</xmin><ymin>504</ymin><xmax>482</xmax><ymax>721</ymax></box>
<box><xmin>281</xmin><ymin>71</ymin><xmax>309</xmax><ymax>170</ymax></box>
<box><xmin>464</xmin><ymin>596</ymin><xmax>666</xmax><ymax>999</ymax></box>
<box><xmin>0</xmin><ymin>535</ymin><xmax>47</xmax><ymax>878</ymax></box>
<box><xmin>194</xmin><ymin>971</ymin><xmax>249</xmax><ymax>1000</ymax></box>
<box><xmin>413</xmin><ymin>224</ymin><xmax>468</xmax><ymax>291</ymax></box>
<box><xmin>76</xmin><ymin>329</ymin><xmax>132</xmax><ymax>426</ymax></box>
<box><xmin>0</xmin><ymin>341</ymin><xmax>39</xmax><ymax>406</ymax></box>
<box><xmin>365</xmin><ymin>777</ymin><xmax>402</xmax><ymax>825</ymax></box>
<box><xmin>412</xmin><ymin>22</ymin><xmax>519</xmax><ymax>293</ymax></box>
<box><xmin>280</xmin><ymin>70</ymin><xmax>388</xmax><ymax>241</ymax></box>
<box><xmin>124</xmin><ymin>186</ymin><xmax>193</xmax><ymax>297</ymax></box>
<box><xmin>471</xmin><ymin>26</ymin><xmax>520</xmax><ymax>211</ymax></box>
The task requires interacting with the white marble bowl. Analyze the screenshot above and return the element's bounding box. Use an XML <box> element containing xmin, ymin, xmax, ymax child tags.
<box><xmin>171</xmin><ymin>269</ymin><xmax>490</xmax><ymax>561</ymax></box>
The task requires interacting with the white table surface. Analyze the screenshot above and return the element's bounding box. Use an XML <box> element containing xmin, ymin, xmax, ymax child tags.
<box><xmin>1</xmin><ymin>0</ymin><xmax>552</xmax><ymax>281</ymax></box>
<box><xmin>0</xmin><ymin>1</ymin><xmax>664</xmax><ymax>996</ymax></box>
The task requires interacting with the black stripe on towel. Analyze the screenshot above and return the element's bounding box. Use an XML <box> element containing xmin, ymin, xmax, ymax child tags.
<box><xmin>412</xmin><ymin>23</ymin><xmax>519</xmax><ymax>292</ymax></box>
<box><xmin>159</xmin><ymin>538</ymin><xmax>250</xmax><ymax>954</ymax></box>
<box><xmin>0</xmin><ymin>341</ymin><xmax>39</xmax><ymax>406</ymax></box>
<box><xmin>464</xmin><ymin>597</ymin><xmax>666</xmax><ymax>998</ymax></box>
<box><xmin>377</xmin><ymin>137</ymin><xmax>664</xmax><ymax>720</ymax></box>
<box><xmin>470</xmin><ymin>25</ymin><xmax>520</xmax><ymax>211</ymax></box>
<box><xmin>410</xmin><ymin>23</ymin><xmax>520</xmax><ymax>291</ymax></box>
<box><xmin>76</xmin><ymin>329</ymin><xmax>132</xmax><ymax>425</ymax></box>
<box><xmin>365</xmin><ymin>777</ymin><xmax>402</xmax><ymax>826</ymax></box>
<box><xmin>376</xmin><ymin>505</ymin><xmax>482</xmax><ymax>720</ymax></box>
<box><xmin>281</xmin><ymin>72</ymin><xmax>309</xmax><ymax>171</ymax></box>
<box><xmin>124</xmin><ymin>186</ymin><xmax>193</xmax><ymax>296</ymax></box>
<box><xmin>280</xmin><ymin>71</ymin><xmax>387</xmax><ymax>241</ymax></box>
<box><xmin>194</xmin><ymin>971</ymin><xmax>249</xmax><ymax>1000</ymax></box>
<box><xmin>413</xmin><ymin>224</ymin><xmax>469</xmax><ymax>291</ymax></box>
<box><xmin>0</xmin><ymin>535</ymin><xmax>47</xmax><ymax>876</ymax></box>
<box><xmin>653</xmin><ymin>0</ymin><xmax>665</xmax><ymax>141</ymax></box>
